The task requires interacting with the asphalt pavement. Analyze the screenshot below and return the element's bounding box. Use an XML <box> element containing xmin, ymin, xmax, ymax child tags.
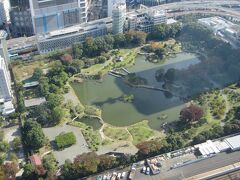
<box><xmin>135</xmin><ymin>151</ymin><xmax>240</xmax><ymax>180</ymax></box>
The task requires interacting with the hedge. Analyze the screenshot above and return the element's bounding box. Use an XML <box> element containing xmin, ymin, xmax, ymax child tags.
<box><xmin>55</xmin><ymin>132</ymin><xmax>76</xmax><ymax>149</ymax></box>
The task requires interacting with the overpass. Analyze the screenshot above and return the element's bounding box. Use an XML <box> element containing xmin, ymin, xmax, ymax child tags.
<box><xmin>135</xmin><ymin>0</ymin><xmax>240</xmax><ymax>18</ymax></box>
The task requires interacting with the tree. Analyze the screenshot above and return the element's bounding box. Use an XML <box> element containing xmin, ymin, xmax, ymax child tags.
<box><xmin>113</xmin><ymin>34</ymin><xmax>126</xmax><ymax>48</ymax></box>
<box><xmin>125</xmin><ymin>31</ymin><xmax>147</xmax><ymax>46</ymax></box>
<box><xmin>28</xmin><ymin>103</ymin><xmax>51</xmax><ymax>127</ymax></box>
<box><xmin>3</xmin><ymin>162</ymin><xmax>19</xmax><ymax>180</ymax></box>
<box><xmin>22</xmin><ymin>120</ymin><xmax>46</xmax><ymax>151</ymax></box>
<box><xmin>73</xmin><ymin>152</ymin><xmax>100</xmax><ymax>176</ymax></box>
<box><xmin>136</xmin><ymin>140</ymin><xmax>164</xmax><ymax>157</ymax></box>
<box><xmin>51</xmin><ymin>106</ymin><xmax>64</xmax><ymax>125</ymax></box>
<box><xmin>71</xmin><ymin>60</ymin><xmax>84</xmax><ymax>73</ymax></box>
<box><xmin>83</xmin><ymin>37</ymin><xmax>98</xmax><ymax>57</ymax></box>
<box><xmin>22</xmin><ymin>163</ymin><xmax>36</xmax><ymax>180</ymax></box>
<box><xmin>32</xmin><ymin>68</ymin><xmax>43</xmax><ymax>80</ymax></box>
<box><xmin>9</xmin><ymin>152</ymin><xmax>18</xmax><ymax>162</ymax></box>
<box><xmin>96</xmin><ymin>56</ymin><xmax>107</xmax><ymax>64</ymax></box>
<box><xmin>47</xmin><ymin>93</ymin><xmax>63</xmax><ymax>109</ymax></box>
<box><xmin>98</xmin><ymin>155</ymin><xmax>117</xmax><ymax>171</ymax></box>
<box><xmin>72</xmin><ymin>43</ymin><xmax>83</xmax><ymax>59</ymax></box>
<box><xmin>61</xmin><ymin>54</ymin><xmax>73</xmax><ymax>65</ymax></box>
<box><xmin>43</xmin><ymin>153</ymin><xmax>57</xmax><ymax>172</ymax></box>
<box><xmin>155</xmin><ymin>48</ymin><xmax>165</xmax><ymax>59</ymax></box>
<box><xmin>0</xmin><ymin>141</ymin><xmax>9</xmax><ymax>153</ymax></box>
<box><xmin>180</xmin><ymin>104</ymin><xmax>204</xmax><ymax>125</ymax></box>
<box><xmin>166</xmin><ymin>134</ymin><xmax>184</xmax><ymax>151</ymax></box>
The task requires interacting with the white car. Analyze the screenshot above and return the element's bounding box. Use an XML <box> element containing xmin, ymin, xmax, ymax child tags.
<box><xmin>121</xmin><ymin>172</ymin><xmax>126</xmax><ymax>178</ymax></box>
<box><xmin>142</xmin><ymin>166</ymin><xmax>146</xmax><ymax>173</ymax></box>
<box><xmin>117</xmin><ymin>173</ymin><xmax>121</xmax><ymax>179</ymax></box>
<box><xmin>146</xmin><ymin>167</ymin><xmax>150</xmax><ymax>175</ymax></box>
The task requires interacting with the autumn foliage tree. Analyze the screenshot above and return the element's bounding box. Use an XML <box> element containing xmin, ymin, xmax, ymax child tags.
<box><xmin>3</xmin><ymin>162</ymin><xmax>19</xmax><ymax>180</ymax></box>
<box><xmin>180</xmin><ymin>104</ymin><xmax>204</xmax><ymax>125</ymax></box>
<box><xmin>60</xmin><ymin>152</ymin><xmax>118</xmax><ymax>179</ymax></box>
<box><xmin>136</xmin><ymin>140</ymin><xmax>162</xmax><ymax>157</ymax></box>
<box><xmin>61</xmin><ymin>54</ymin><xmax>73</xmax><ymax>65</ymax></box>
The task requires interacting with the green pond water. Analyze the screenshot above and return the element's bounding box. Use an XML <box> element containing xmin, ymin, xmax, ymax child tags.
<box><xmin>76</xmin><ymin>116</ymin><xmax>102</xmax><ymax>130</ymax></box>
<box><xmin>71</xmin><ymin>53</ymin><xmax>200</xmax><ymax>130</ymax></box>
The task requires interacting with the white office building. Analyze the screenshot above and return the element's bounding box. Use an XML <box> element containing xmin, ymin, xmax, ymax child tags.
<box><xmin>0</xmin><ymin>30</ymin><xmax>15</xmax><ymax>115</ymax></box>
<box><xmin>112</xmin><ymin>3</ymin><xmax>126</xmax><ymax>35</ymax></box>
<box><xmin>127</xmin><ymin>9</ymin><xmax>167</xmax><ymax>33</ymax></box>
<box><xmin>0</xmin><ymin>0</ymin><xmax>7</xmax><ymax>26</ymax></box>
<box><xmin>107</xmin><ymin>0</ymin><xmax>125</xmax><ymax>17</ymax></box>
<box><xmin>29</xmin><ymin>0</ymin><xmax>88</xmax><ymax>34</ymax></box>
<box><xmin>0</xmin><ymin>55</ymin><xmax>15</xmax><ymax>116</ymax></box>
<box><xmin>37</xmin><ymin>18</ymin><xmax>110</xmax><ymax>53</ymax></box>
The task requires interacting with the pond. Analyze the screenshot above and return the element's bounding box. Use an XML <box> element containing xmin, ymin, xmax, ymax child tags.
<box><xmin>71</xmin><ymin>53</ymin><xmax>200</xmax><ymax>130</ymax></box>
<box><xmin>76</xmin><ymin>116</ymin><xmax>102</xmax><ymax>130</ymax></box>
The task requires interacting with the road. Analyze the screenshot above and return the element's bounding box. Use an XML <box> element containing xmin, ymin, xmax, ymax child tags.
<box><xmin>129</xmin><ymin>0</ymin><xmax>240</xmax><ymax>18</ymax></box>
<box><xmin>135</xmin><ymin>151</ymin><xmax>240</xmax><ymax>180</ymax></box>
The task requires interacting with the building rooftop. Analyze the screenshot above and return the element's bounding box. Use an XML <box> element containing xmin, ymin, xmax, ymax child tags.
<box><xmin>38</xmin><ymin>17</ymin><xmax>111</xmax><ymax>40</ymax></box>
<box><xmin>7</xmin><ymin>36</ymin><xmax>36</xmax><ymax>50</ymax></box>
<box><xmin>224</xmin><ymin>135</ymin><xmax>240</xmax><ymax>150</ymax></box>
<box><xmin>29</xmin><ymin>155</ymin><xmax>42</xmax><ymax>166</ymax></box>
<box><xmin>24</xmin><ymin>97</ymin><xmax>46</xmax><ymax>108</ymax></box>
<box><xmin>0</xmin><ymin>30</ymin><xmax>7</xmax><ymax>40</ymax></box>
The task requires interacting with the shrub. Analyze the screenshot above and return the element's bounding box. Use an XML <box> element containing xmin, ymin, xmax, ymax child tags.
<box><xmin>55</xmin><ymin>132</ymin><xmax>76</xmax><ymax>149</ymax></box>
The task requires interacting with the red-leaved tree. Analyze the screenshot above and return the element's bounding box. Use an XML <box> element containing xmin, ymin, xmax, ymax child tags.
<box><xmin>180</xmin><ymin>104</ymin><xmax>204</xmax><ymax>124</ymax></box>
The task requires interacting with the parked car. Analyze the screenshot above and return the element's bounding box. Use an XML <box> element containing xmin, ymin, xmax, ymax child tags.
<box><xmin>142</xmin><ymin>166</ymin><xmax>146</xmax><ymax>173</ymax></box>
<box><xmin>111</xmin><ymin>172</ymin><xmax>117</xmax><ymax>180</ymax></box>
<box><xmin>97</xmin><ymin>175</ymin><xmax>102</xmax><ymax>180</ymax></box>
<box><xmin>103</xmin><ymin>175</ymin><xmax>107</xmax><ymax>180</ymax></box>
<box><xmin>117</xmin><ymin>173</ymin><xmax>121</xmax><ymax>179</ymax></box>
<box><xmin>121</xmin><ymin>172</ymin><xmax>126</xmax><ymax>178</ymax></box>
<box><xmin>146</xmin><ymin>167</ymin><xmax>150</xmax><ymax>175</ymax></box>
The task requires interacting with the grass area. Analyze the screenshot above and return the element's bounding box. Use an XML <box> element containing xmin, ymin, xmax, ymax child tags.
<box><xmin>84</xmin><ymin>106</ymin><xmax>101</xmax><ymax>117</ymax></box>
<box><xmin>81</xmin><ymin>47</ymin><xmax>138</xmax><ymax>76</ymax></box>
<box><xmin>69</xmin><ymin>121</ymin><xmax>101</xmax><ymax>151</ymax></box>
<box><xmin>12</xmin><ymin>60</ymin><xmax>55</xmax><ymax>82</ymax></box>
<box><xmin>103</xmin><ymin>126</ymin><xmax>131</xmax><ymax>141</ymax></box>
<box><xmin>127</xmin><ymin>120</ymin><xmax>155</xmax><ymax>145</ymax></box>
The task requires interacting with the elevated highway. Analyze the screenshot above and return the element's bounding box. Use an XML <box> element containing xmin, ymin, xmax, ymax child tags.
<box><xmin>135</xmin><ymin>0</ymin><xmax>240</xmax><ymax>18</ymax></box>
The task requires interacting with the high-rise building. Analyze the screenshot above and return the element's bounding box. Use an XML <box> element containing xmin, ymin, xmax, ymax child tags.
<box><xmin>0</xmin><ymin>55</ymin><xmax>15</xmax><ymax>116</ymax></box>
<box><xmin>0</xmin><ymin>1</ymin><xmax>7</xmax><ymax>27</ymax></box>
<box><xmin>30</xmin><ymin>0</ymin><xmax>88</xmax><ymax>34</ymax></box>
<box><xmin>0</xmin><ymin>31</ymin><xmax>14</xmax><ymax>115</ymax></box>
<box><xmin>0</xmin><ymin>30</ymin><xmax>9</xmax><ymax>64</ymax></box>
<box><xmin>112</xmin><ymin>3</ymin><xmax>126</xmax><ymax>35</ymax></box>
<box><xmin>0</xmin><ymin>56</ymin><xmax>11</xmax><ymax>101</ymax></box>
<box><xmin>9</xmin><ymin>0</ymin><xmax>34</xmax><ymax>37</ymax></box>
<box><xmin>107</xmin><ymin>0</ymin><xmax>125</xmax><ymax>17</ymax></box>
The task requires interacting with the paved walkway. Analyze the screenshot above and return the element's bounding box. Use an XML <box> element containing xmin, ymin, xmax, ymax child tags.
<box><xmin>43</xmin><ymin>123</ymin><xmax>89</xmax><ymax>165</ymax></box>
<box><xmin>3</xmin><ymin>125</ymin><xmax>24</xmax><ymax>161</ymax></box>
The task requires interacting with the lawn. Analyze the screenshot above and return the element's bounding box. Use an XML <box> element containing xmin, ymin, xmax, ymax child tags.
<box><xmin>80</xmin><ymin>47</ymin><xmax>138</xmax><ymax>76</ymax></box>
<box><xmin>127</xmin><ymin>120</ymin><xmax>155</xmax><ymax>145</ymax></box>
<box><xmin>103</xmin><ymin>126</ymin><xmax>131</xmax><ymax>141</ymax></box>
<box><xmin>12</xmin><ymin>60</ymin><xmax>55</xmax><ymax>82</ymax></box>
